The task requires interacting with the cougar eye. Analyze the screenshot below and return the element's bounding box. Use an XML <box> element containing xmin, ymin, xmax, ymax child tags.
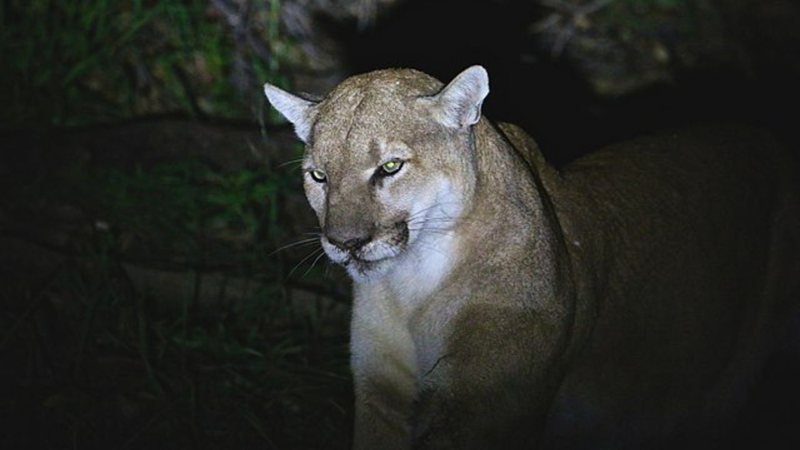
<box><xmin>309</xmin><ymin>169</ymin><xmax>327</xmax><ymax>183</ymax></box>
<box><xmin>377</xmin><ymin>159</ymin><xmax>404</xmax><ymax>177</ymax></box>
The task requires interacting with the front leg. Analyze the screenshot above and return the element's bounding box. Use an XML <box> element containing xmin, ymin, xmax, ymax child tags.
<box><xmin>352</xmin><ymin>375</ymin><xmax>412</xmax><ymax>450</ymax></box>
<box><xmin>411</xmin><ymin>304</ymin><xmax>568</xmax><ymax>450</ymax></box>
<box><xmin>351</xmin><ymin>317</ymin><xmax>418</xmax><ymax>450</ymax></box>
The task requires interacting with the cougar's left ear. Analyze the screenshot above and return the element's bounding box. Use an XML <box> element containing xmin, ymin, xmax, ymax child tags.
<box><xmin>427</xmin><ymin>65</ymin><xmax>490</xmax><ymax>129</ymax></box>
<box><xmin>263</xmin><ymin>82</ymin><xmax>319</xmax><ymax>144</ymax></box>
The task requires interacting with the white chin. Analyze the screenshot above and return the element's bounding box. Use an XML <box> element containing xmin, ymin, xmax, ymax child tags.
<box><xmin>345</xmin><ymin>257</ymin><xmax>393</xmax><ymax>282</ymax></box>
<box><xmin>320</xmin><ymin>236</ymin><xmax>408</xmax><ymax>282</ymax></box>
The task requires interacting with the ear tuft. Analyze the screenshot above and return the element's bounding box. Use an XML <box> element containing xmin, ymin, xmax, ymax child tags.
<box><xmin>263</xmin><ymin>82</ymin><xmax>318</xmax><ymax>143</ymax></box>
<box><xmin>432</xmin><ymin>65</ymin><xmax>490</xmax><ymax>129</ymax></box>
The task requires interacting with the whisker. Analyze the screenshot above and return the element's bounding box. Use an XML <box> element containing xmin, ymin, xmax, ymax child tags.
<box><xmin>303</xmin><ymin>250</ymin><xmax>329</xmax><ymax>277</ymax></box>
<box><xmin>407</xmin><ymin>227</ymin><xmax>454</xmax><ymax>234</ymax></box>
<box><xmin>409</xmin><ymin>240</ymin><xmax>449</xmax><ymax>257</ymax></box>
<box><xmin>408</xmin><ymin>230</ymin><xmax>455</xmax><ymax>240</ymax></box>
<box><xmin>406</xmin><ymin>219</ymin><xmax>456</xmax><ymax>228</ymax></box>
<box><xmin>409</xmin><ymin>215</ymin><xmax>490</xmax><ymax>228</ymax></box>
<box><xmin>407</xmin><ymin>222</ymin><xmax>455</xmax><ymax>230</ymax></box>
<box><xmin>288</xmin><ymin>248</ymin><xmax>325</xmax><ymax>278</ymax></box>
<box><xmin>407</xmin><ymin>219</ymin><xmax>456</xmax><ymax>229</ymax></box>
<box><xmin>278</xmin><ymin>157</ymin><xmax>305</xmax><ymax>169</ymax></box>
<box><xmin>268</xmin><ymin>237</ymin><xmax>320</xmax><ymax>257</ymax></box>
<box><xmin>406</xmin><ymin>202</ymin><xmax>460</xmax><ymax>221</ymax></box>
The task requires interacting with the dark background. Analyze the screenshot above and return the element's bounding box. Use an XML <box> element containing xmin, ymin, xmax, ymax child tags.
<box><xmin>1</xmin><ymin>0</ymin><xmax>798</xmax><ymax>448</ymax></box>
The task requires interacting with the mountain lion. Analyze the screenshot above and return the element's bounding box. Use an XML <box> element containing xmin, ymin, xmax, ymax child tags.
<box><xmin>264</xmin><ymin>66</ymin><xmax>799</xmax><ymax>449</ymax></box>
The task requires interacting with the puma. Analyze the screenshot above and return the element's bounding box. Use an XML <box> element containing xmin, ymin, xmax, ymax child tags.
<box><xmin>264</xmin><ymin>66</ymin><xmax>799</xmax><ymax>449</ymax></box>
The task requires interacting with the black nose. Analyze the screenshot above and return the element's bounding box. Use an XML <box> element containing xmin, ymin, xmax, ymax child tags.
<box><xmin>327</xmin><ymin>234</ymin><xmax>371</xmax><ymax>252</ymax></box>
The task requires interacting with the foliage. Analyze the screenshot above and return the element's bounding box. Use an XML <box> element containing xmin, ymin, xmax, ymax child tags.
<box><xmin>77</xmin><ymin>161</ymin><xmax>285</xmax><ymax>261</ymax></box>
<box><xmin>1</xmin><ymin>158</ymin><xmax>351</xmax><ymax>449</ymax></box>
<box><xmin>596</xmin><ymin>0</ymin><xmax>701</xmax><ymax>35</ymax></box>
<box><xmin>1</xmin><ymin>256</ymin><xmax>351</xmax><ymax>449</ymax></box>
<box><xmin>0</xmin><ymin>1</ymin><xmax>347</xmax><ymax>448</ymax></box>
<box><xmin>0</xmin><ymin>0</ymin><xmax>293</xmax><ymax>128</ymax></box>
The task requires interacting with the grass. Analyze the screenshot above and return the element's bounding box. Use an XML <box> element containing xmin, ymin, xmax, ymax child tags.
<box><xmin>0</xmin><ymin>0</ymin><xmax>294</xmax><ymax>128</ymax></box>
<box><xmin>2</xmin><ymin>268</ymin><xmax>352</xmax><ymax>449</ymax></box>
<box><xmin>0</xmin><ymin>1</ymin><xmax>353</xmax><ymax>447</ymax></box>
<box><xmin>71</xmin><ymin>161</ymin><xmax>284</xmax><ymax>262</ymax></box>
<box><xmin>595</xmin><ymin>0</ymin><xmax>702</xmax><ymax>36</ymax></box>
<box><xmin>1</xmin><ymin>156</ymin><xmax>352</xmax><ymax>449</ymax></box>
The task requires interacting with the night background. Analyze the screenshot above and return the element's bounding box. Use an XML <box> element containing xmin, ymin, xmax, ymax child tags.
<box><xmin>1</xmin><ymin>0</ymin><xmax>798</xmax><ymax>449</ymax></box>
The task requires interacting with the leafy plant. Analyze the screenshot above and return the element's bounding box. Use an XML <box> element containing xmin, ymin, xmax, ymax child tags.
<box><xmin>0</xmin><ymin>0</ymin><xmax>293</xmax><ymax>128</ymax></box>
<box><xmin>1</xmin><ymin>158</ymin><xmax>350</xmax><ymax>449</ymax></box>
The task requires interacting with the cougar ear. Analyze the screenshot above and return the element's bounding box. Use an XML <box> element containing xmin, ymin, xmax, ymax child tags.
<box><xmin>263</xmin><ymin>82</ymin><xmax>319</xmax><ymax>143</ymax></box>
<box><xmin>429</xmin><ymin>65</ymin><xmax>490</xmax><ymax>129</ymax></box>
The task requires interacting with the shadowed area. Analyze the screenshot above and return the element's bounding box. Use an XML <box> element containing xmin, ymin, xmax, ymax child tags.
<box><xmin>1</xmin><ymin>0</ymin><xmax>798</xmax><ymax>448</ymax></box>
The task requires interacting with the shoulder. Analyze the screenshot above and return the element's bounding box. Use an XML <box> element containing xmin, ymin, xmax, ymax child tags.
<box><xmin>494</xmin><ymin>121</ymin><xmax>563</xmax><ymax>193</ymax></box>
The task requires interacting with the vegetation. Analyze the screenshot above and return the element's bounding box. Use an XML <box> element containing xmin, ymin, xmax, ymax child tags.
<box><xmin>1</xmin><ymin>1</ymin><xmax>351</xmax><ymax>448</ymax></box>
<box><xmin>0</xmin><ymin>0</ymin><xmax>293</xmax><ymax>128</ymax></box>
<box><xmin>1</xmin><ymin>156</ymin><xmax>352</xmax><ymax>449</ymax></box>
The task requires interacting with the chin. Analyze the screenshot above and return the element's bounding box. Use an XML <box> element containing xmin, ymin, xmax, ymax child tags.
<box><xmin>322</xmin><ymin>232</ymin><xmax>410</xmax><ymax>283</ymax></box>
<box><xmin>344</xmin><ymin>257</ymin><xmax>394</xmax><ymax>283</ymax></box>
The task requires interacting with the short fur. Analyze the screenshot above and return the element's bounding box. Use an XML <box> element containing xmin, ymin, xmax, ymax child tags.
<box><xmin>264</xmin><ymin>67</ymin><xmax>799</xmax><ymax>449</ymax></box>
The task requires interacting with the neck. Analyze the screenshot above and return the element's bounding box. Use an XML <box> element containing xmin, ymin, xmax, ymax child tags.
<box><xmin>472</xmin><ymin>120</ymin><xmax>572</xmax><ymax>304</ymax></box>
<box><xmin>356</xmin><ymin>121</ymin><xmax>572</xmax><ymax>312</ymax></box>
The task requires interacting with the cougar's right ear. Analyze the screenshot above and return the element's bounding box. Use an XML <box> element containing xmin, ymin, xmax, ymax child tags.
<box><xmin>263</xmin><ymin>82</ymin><xmax>319</xmax><ymax>144</ymax></box>
<box><xmin>425</xmin><ymin>65</ymin><xmax>490</xmax><ymax>129</ymax></box>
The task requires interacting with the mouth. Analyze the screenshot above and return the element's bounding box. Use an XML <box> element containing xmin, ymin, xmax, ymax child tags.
<box><xmin>344</xmin><ymin>257</ymin><xmax>384</xmax><ymax>278</ymax></box>
<box><xmin>327</xmin><ymin>252</ymin><xmax>392</xmax><ymax>282</ymax></box>
<box><xmin>321</xmin><ymin>222</ymin><xmax>409</xmax><ymax>279</ymax></box>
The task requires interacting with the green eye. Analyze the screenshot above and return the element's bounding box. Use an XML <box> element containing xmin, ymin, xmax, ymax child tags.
<box><xmin>379</xmin><ymin>159</ymin><xmax>404</xmax><ymax>176</ymax></box>
<box><xmin>309</xmin><ymin>169</ymin><xmax>327</xmax><ymax>183</ymax></box>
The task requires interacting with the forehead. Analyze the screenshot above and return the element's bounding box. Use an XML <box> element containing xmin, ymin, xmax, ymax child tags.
<box><xmin>307</xmin><ymin>70</ymin><xmax>443</xmax><ymax>163</ymax></box>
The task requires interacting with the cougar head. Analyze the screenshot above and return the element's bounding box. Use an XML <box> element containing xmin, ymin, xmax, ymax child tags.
<box><xmin>264</xmin><ymin>66</ymin><xmax>489</xmax><ymax>281</ymax></box>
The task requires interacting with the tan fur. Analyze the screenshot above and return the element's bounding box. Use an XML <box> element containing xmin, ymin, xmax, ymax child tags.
<box><xmin>264</xmin><ymin>67</ymin><xmax>800</xmax><ymax>449</ymax></box>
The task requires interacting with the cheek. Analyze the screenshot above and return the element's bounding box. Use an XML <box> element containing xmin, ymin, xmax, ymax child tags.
<box><xmin>407</xmin><ymin>176</ymin><xmax>465</xmax><ymax>229</ymax></box>
<box><xmin>378</xmin><ymin>175</ymin><xmax>450</xmax><ymax>219</ymax></box>
<box><xmin>303</xmin><ymin>182</ymin><xmax>326</xmax><ymax>221</ymax></box>
<box><xmin>376</xmin><ymin>178</ymin><xmax>417</xmax><ymax>217</ymax></box>
<box><xmin>432</xmin><ymin>178</ymin><xmax>464</xmax><ymax>219</ymax></box>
